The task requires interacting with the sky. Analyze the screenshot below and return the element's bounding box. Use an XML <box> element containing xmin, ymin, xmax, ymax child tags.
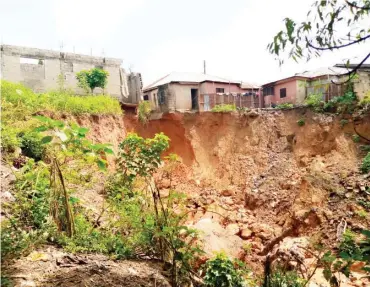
<box><xmin>0</xmin><ymin>0</ymin><xmax>369</xmax><ymax>86</ymax></box>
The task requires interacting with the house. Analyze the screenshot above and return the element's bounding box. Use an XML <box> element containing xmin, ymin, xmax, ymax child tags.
<box><xmin>261</xmin><ymin>65</ymin><xmax>370</xmax><ymax>107</ymax></box>
<box><xmin>142</xmin><ymin>72</ymin><xmax>260</xmax><ymax>112</ymax></box>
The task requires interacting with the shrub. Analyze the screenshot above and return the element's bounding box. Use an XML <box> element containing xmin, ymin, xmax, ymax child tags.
<box><xmin>266</xmin><ymin>269</ymin><xmax>305</xmax><ymax>287</ymax></box>
<box><xmin>76</xmin><ymin>68</ymin><xmax>109</xmax><ymax>94</ymax></box>
<box><xmin>325</xmin><ymin>91</ymin><xmax>357</xmax><ymax>113</ymax></box>
<box><xmin>361</xmin><ymin>152</ymin><xmax>370</xmax><ymax>174</ymax></box>
<box><xmin>211</xmin><ymin>104</ymin><xmax>236</xmax><ymax>113</ymax></box>
<box><xmin>304</xmin><ymin>94</ymin><xmax>324</xmax><ymax>112</ymax></box>
<box><xmin>138</xmin><ymin>101</ymin><xmax>152</xmax><ymax>124</ymax></box>
<box><xmin>204</xmin><ymin>253</ymin><xmax>248</xmax><ymax>287</ymax></box>
<box><xmin>339</xmin><ymin>230</ymin><xmax>361</xmax><ymax>257</ymax></box>
<box><xmin>19</xmin><ymin>132</ymin><xmax>45</xmax><ymax>161</ymax></box>
<box><xmin>275</xmin><ymin>103</ymin><xmax>294</xmax><ymax>109</ymax></box>
<box><xmin>297</xmin><ymin>118</ymin><xmax>305</xmax><ymax>126</ymax></box>
<box><xmin>352</xmin><ymin>134</ymin><xmax>360</xmax><ymax>143</ymax></box>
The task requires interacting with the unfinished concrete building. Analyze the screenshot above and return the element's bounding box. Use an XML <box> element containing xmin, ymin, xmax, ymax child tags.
<box><xmin>0</xmin><ymin>44</ymin><xmax>142</xmax><ymax>104</ymax></box>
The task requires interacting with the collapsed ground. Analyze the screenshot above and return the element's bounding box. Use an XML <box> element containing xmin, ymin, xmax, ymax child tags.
<box><xmin>2</xmin><ymin>106</ymin><xmax>369</xmax><ymax>286</ymax></box>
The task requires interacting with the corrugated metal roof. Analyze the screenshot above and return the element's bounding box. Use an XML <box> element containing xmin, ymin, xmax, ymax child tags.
<box><xmin>143</xmin><ymin>72</ymin><xmax>260</xmax><ymax>91</ymax></box>
<box><xmin>294</xmin><ymin>66</ymin><xmax>349</xmax><ymax>78</ymax></box>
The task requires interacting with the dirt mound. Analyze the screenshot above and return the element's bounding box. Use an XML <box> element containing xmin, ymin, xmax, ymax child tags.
<box><xmin>3</xmin><ymin>247</ymin><xmax>170</xmax><ymax>287</ymax></box>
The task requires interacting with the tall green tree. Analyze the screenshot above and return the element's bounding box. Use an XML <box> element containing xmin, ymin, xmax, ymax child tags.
<box><xmin>76</xmin><ymin>68</ymin><xmax>109</xmax><ymax>94</ymax></box>
<box><xmin>268</xmin><ymin>0</ymin><xmax>370</xmax><ymax>82</ymax></box>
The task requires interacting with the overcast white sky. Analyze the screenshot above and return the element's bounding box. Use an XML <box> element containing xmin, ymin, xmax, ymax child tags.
<box><xmin>0</xmin><ymin>0</ymin><xmax>369</xmax><ymax>86</ymax></box>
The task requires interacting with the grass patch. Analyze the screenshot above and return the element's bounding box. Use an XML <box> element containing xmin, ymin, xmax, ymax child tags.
<box><xmin>211</xmin><ymin>104</ymin><xmax>236</xmax><ymax>113</ymax></box>
<box><xmin>1</xmin><ymin>80</ymin><xmax>122</xmax><ymax>116</ymax></box>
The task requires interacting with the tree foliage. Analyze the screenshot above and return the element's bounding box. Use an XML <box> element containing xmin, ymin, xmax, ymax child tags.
<box><xmin>76</xmin><ymin>68</ymin><xmax>109</xmax><ymax>94</ymax></box>
<box><xmin>268</xmin><ymin>0</ymin><xmax>370</xmax><ymax>80</ymax></box>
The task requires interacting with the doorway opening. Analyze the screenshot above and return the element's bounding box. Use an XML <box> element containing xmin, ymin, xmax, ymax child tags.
<box><xmin>191</xmin><ymin>89</ymin><xmax>198</xmax><ymax>110</ymax></box>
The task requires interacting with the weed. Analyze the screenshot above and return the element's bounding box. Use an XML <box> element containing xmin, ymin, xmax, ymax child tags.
<box><xmin>340</xmin><ymin>119</ymin><xmax>349</xmax><ymax>128</ymax></box>
<box><xmin>211</xmin><ymin>104</ymin><xmax>236</xmax><ymax>113</ymax></box>
<box><xmin>339</xmin><ymin>230</ymin><xmax>361</xmax><ymax>257</ymax></box>
<box><xmin>138</xmin><ymin>101</ymin><xmax>152</xmax><ymax>124</ymax></box>
<box><xmin>361</xmin><ymin>152</ymin><xmax>370</xmax><ymax>174</ymax></box>
<box><xmin>1</xmin><ymin>80</ymin><xmax>122</xmax><ymax>116</ymax></box>
<box><xmin>360</xmin><ymin>145</ymin><xmax>370</xmax><ymax>152</ymax></box>
<box><xmin>355</xmin><ymin>209</ymin><xmax>368</xmax><ymax>219</ymax></box>
<box><xmin>352</xmin><ymin>134</ymin><xmax>360</xmax><ymax>143</ymax></box>
<box><xmin>275</xmin><ymin>103</ymin><xmax>294</xmax><ymax>109</ymax></box>
<box><xmin>297</xmin><ymin>118</ymin><xmax>305</xmax><ymax>126</ymax></box>
<box><xmin>203</xmin><ymin>253</ymin><xmax>249</xmax><ymax>287</ymax></box>
<box><xmin>304</xmin><ymin>94</ymin><xmax>324</xmax><ymax>112</ymax></box>
<box><xmin>266</xmin><ymin>269</ymin><xmax>305</xmax><ymax>287</ymax></box>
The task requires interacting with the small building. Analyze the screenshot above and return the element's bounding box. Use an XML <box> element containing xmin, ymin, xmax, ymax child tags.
<box><xmin>142</xmin><ymin>72</ymin><xmax>260</xmax><ymax>112</ymax></box>
<box><xmin>261</xmin><ymin>65</ymin><xmax>370</xmax><ymax>107</ymax></box>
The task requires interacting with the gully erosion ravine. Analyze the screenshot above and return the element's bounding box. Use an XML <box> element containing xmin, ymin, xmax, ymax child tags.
<box><xmin>74</xmin><ymin>109</ymin><xmax>369</xmax><ymax>247</ymax></box>
<box><xmin>13</xmin><ymin>109</ymin><xmax>368</xmax><ymax>286</ymax></box>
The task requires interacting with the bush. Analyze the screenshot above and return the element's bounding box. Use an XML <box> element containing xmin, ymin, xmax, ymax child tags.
<box><xmin>297</xmin><ymin>118</ymin><xmax>305</xmax><ymax>126</ymax></box>
<box><xmin>266</xmin><ymin>269</ymin><xmax>305</xmax><ymax>287</ymax></box>
<box><xmin>275</xmin><ymin>103</ymin><xmax>294</xmax><ymax>109</ymax></box>
<box><xmin>361</xmin><ymin>152</ymin><xmax>370</xmax><ymax>174</ymax></box>
<box><xmin>325</xmin><ymin>91</ymin><xmax>357</xmax><ymax>113</ymax></box>
<box><xmin>19</xmin><ymin>132</ymin><xmax>45</xmax><ymax>161</ymax></box>
<box><xmin>211</xmin><ymin>104</ymin><xmax>236</xmax><ymax>113</ymax></box>
<box><xmin>138</xmin><ymin>101</ymin><xmax>152</xmax><ymax>124</ymax></box>
<box><xmin>360</xmin><ymin>91</ymin><xmax>370</xmax><ymax>107</ymax></box>
<box><xmin>304</xmin><ymin>94</ymin><xmax>324</xmax><ymax>112</ymax></box>
<box><xmin>352</xmin><ymin>134</ymin><xmax>360</xmax><ymax>143</ymax></box>
<box><xmin>204</xmin><ymin>253</ymin><xmax>249</xmax><ymax>287</ymax></box>
<box><xmin>1</xmin><ymin>80</ymin><xmax>122</xmax><ymax>116</ymax></box>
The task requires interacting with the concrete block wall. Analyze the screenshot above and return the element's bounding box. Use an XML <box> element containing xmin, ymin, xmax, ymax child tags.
<box><xmin>0</xmin><ymin>44</ymin><xmax>140</xmax><ymax>103</ymax></box>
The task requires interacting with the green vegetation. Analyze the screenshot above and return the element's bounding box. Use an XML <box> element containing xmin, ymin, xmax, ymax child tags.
<box><xmin>361</xmin><ymin>152</ymin><xmax>370</xmax><ymax>174</ymax></box>
<box><xmin>352</xmin><ymin>134</ymin><xmax>360</xmax><ymax>143</ymax></box>
<box><xmin>297</xmin><ymin>118</ymin><xmax>305</xmax><ymax>126</ymax></box>
<box><xmin>138</xmin><ymin>100</ymin><xmax>152</xmax><ymax>124</ymax></box>
<box><xmin>304</xmin><ymin>90</ymin><xmax>358</xmax><ymax>114</ymax></box>
<box><xmin>265</xmin><ymin>269</ymin><xmax>305</xmax><ymax>287</ymax></box>
<box><xmin>275</xmin><ymin>103</ymin><xmax>294</xmax><ymax>109</ymax></box>
<box><xmin>340</xmin><ymin>119</ymin><xmax>349</xmax><ymax>128</ymax></box>
<box><xmin>1</xmin><ymin>81</ymin><xmax>122</xmax><ymax>116</ymax></box>
<box><xmin>76</xmin><ymin>68</ymin><xmax>109</xmax><ymax>94</ymax></box>
<box><xmin>211</xmin><ymin>104</ymin><xmax>236</xmax><ymax>113</ymax></box>
<box><xmin>203</xmin><ymin>253</ymin><xmax>249</xmax><ymax>287</ymax></box>
<box><xmin>360</xmin><ymin>91</ymin><xmax>370</xmax><ymax>107</ymax></box>
<box><xmin>304</xmin><ymin>94</ymin><xmax>324</xmax><ymax>112</ymax></box>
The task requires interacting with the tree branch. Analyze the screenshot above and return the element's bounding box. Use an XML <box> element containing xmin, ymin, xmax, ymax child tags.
<box><xmin>346</xmin><ymin>0</ymin><xmax>370</xmax><ymax>10</ymax></box>
<box><xmin>306</xmin><ymin>34</ymin><xmax>370</xmax><ymax>51</ymax></box>
<box><xmin>331</xmin><ymin>52</ymin><xmax>370</xmax><ymax>85</ymax></box>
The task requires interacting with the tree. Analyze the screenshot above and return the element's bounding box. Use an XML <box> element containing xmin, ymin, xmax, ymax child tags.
<box><xmin>268</xmin><ymin>0</ymin><xmax>370</xmax><ymax>82</ymax></box>
<box><xmin>76</xmin><ymin>68</ymin><xmax>109</xmax><ymax>94</ymax></box>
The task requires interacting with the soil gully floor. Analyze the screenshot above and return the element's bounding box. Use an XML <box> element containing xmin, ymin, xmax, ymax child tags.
<box><xmin>3</xmin><ymin>109</ymin><xmax>370</xmax><ymax>286</ymax></box>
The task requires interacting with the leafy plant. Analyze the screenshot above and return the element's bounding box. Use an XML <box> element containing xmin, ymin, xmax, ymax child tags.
<box><xmin>33</xmin><ymin>116</ymin><xmax>113</xmax><ymax>237</ymax></box>
<box><xmin>352</xmin><ymin>134</ymin><xmax>360</xmax><ymax>143</ymax></box>
<box><xmin>112</xmin><ymin>133</ymin><xmax>204</xmax><ymax>286</ymax></box>
<box><xmin>355</xmin><ymin>209</ymin><xmax>368</xmax><ymax>219</ymax></box>
<box><xmin>19</xmin><ymin>132</ymin><xmax>45</xmax><ymax>161</ymax></box>
<box><xmin>211</xmin><ymin>104</ymin><xmax>236</xmax><ymax>113</ymax></box>
<box><xmin>138</xmin><ymin>101</ymin><xmax>152</xmax><ymax>124</ymax></box>
<box><xmin>340</xmin><ymin>119</ymin><xmax>349</xmax><ymax>128</ymax></box>
<box><xmin>275</xmin><ymin>103</ymin><xmax>294</xmax><ymax>109</ymax></box>
<box><xmin>203</xmin><ymin>253</ymin><xmax>249</xmax><ymax>287</ymax></box>
<box><xmin>265</xmin><ymin>269</ymin><xmax>305</xmax><ymax>287</ymax></box>
<box><xmin>304</xmin><ymin>94</ymin><xmax>324</xmax><ymax>112</ymax></box>
<box><xmin>76</xmin><ymin>68</ymin><xmax>109</xmax><ymax>94</ymax></box>
<box><xmin>361</xmin><ymin>152</ymin><xmax>370</xmax><ymax>174</ymax></box>
<box><xmin>297</xmin><ymin>118</ymin><xmax>305</xmax><ymax>126</ymax></box>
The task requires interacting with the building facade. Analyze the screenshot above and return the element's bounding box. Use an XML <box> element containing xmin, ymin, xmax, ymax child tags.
<box><xmin>261</xmin><ymin>66</ymin><xmax>370</xmax><ymax>107</ymax></box>
<box><xmin>143</xmin><ymin>72</ymin><xmax>260</xmax><ymax>112</ymax></box>
<box><xmin>0</xmin><ymin>44</ymin><xmax>142</xmax><ymax>104</ymax></box>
